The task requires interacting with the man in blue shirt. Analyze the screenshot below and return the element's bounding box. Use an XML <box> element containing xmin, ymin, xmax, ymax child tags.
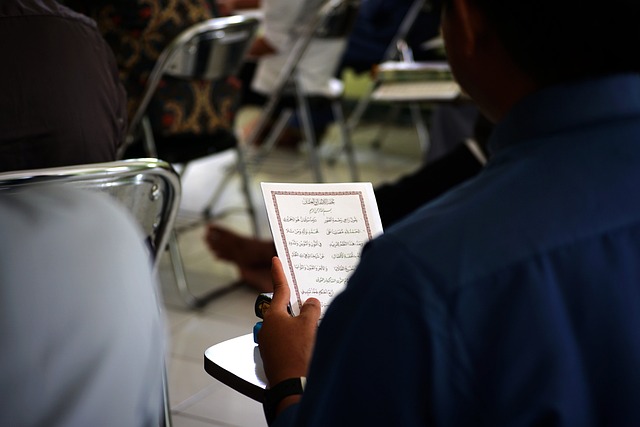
<box><xmin>339</xmin><ymin>0</ymin><xmax>443</xmax><ymax>73</ymax></box>
<box><xmin>257</xmin><ymin>0</ymin><xmax>640</xmax><ymax>425</ymax></box>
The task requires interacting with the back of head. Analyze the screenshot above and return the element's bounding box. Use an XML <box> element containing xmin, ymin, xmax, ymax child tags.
<box><xmin>468</xmin><ymin>0</ymin><xmax>640</xmax><ymax>85</ymax></box>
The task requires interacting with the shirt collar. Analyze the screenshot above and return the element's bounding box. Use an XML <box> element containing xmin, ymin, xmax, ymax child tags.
<box><xmin>488</xmin><ymin>74</ymin><xmax>640</xmax><ymax>156</ymax></box>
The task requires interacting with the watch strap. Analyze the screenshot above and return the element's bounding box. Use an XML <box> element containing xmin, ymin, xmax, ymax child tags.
<box><xmin>263</xmin><ymin>377</ymin><xmax>306</xmax><ymax>424</ymax></box>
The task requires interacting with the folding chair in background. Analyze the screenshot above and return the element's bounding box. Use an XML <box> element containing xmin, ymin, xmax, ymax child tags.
<box><xmin>346</xmin><ymin>0</ymin><xmax>462</xmax><ymax>161</ymax></box>
<box><xmin>245</xmin><ymin>0</ymin><xmax>361</xmax><ymax>182</ymax></box>
<box><xmin>119</xmin><ymin>15</ymin><xmax>262</xmax><ymax>308</ymax></box>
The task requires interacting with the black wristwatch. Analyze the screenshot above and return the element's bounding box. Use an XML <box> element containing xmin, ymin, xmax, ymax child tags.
<box><xmin>263</xmin><ymin>377</ymin><xmax>306</xmax><ymax>424</ymax></box>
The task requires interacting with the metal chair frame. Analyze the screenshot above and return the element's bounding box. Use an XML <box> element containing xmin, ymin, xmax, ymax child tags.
<box><xmin>345</xmin><ymin>0</ymin><xmax>438</xmax><ymax>160</ymax></box>
<box><xmin>244</xmin><ymin>0</ymin><xmax>361</xmax><ymax>182</ymax></box>
<box><xmin>119</xmin><ymin>15</ymin><xmax>261</xmax><ymax>308</ymax></box>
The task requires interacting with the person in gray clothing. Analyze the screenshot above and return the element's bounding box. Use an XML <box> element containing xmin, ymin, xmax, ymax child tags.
<box><xmin>0</xmin><ymin>185</ymin><xmax>166</xmax><ymax>426</ymax></box>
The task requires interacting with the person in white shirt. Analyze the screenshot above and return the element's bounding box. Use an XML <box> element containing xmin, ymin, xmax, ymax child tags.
<box><xmin>232</xmin><ymin>0</ymin><xmax>349</xmax><ymax>148</ymax></box>
<box><xmin>249</xmin><ymin>0</ymin><xmax>346</xmax><ymax>97</ymax></box>
<box><xmin>0</xmin><ymin>186</ymin><xmax>166</xmax><ymax>426</ymax></box>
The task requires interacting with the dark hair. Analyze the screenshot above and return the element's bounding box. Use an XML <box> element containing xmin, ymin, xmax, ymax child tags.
<box><xmin>446</xmin><ymin>0</ymin><xmax>640</xmax><ymax>84</ymax></box>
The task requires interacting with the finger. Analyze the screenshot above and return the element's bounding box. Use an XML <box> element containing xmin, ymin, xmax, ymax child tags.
<box><xmin>269</xmin><ymin>257</ymin><xmax>291</xmax><ymax>311</ymax></box>
<box><xmin>299</xmin><ymin>297</ymin><xmax>321</xmax><ymax>323</ymax></box>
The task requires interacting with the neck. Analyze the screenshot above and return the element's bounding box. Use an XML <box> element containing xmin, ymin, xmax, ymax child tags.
<box><xmin>473</xmin><ymin>64</ymin><xmax>539</xmax><ymax>123</ymax></box>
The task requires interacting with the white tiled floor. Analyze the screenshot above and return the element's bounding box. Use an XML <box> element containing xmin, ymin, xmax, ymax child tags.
<box><xmin>158</xmin><ymin>119</ymin><xmax>424</xmax><ymax>427</ymax></box>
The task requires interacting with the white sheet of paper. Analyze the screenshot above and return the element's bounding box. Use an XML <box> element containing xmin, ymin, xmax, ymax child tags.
<box><xmin>261</xmin><ymin>182</ymin><xmax>384</xmax><ymax>317</ymax></box>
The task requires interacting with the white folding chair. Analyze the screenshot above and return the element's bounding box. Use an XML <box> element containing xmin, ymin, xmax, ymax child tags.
<box><xmin>368</xmin><ymin>59</ymin><xmax>461</xmax><ymax>157</ymax></box>
<box><xmin>245</xmin><ymin>0</ymin><xmax>361</xmax><ymax>182</ymax></box>
<box><xmin>345</xmin><ymin>0</ymin><xmax>462</xmax><ymax>161</ymax></box>
<box><xmin>346</xmin><ymin>0</ymin><xmax>429</xmax><ymax>130</ymax></box>
<box><xmin>0</xmin><ymin>158</ymin><xmax>181</xmax><ymax>427</ymax></box>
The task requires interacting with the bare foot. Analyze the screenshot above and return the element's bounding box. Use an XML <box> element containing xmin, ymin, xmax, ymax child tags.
<box><xmin>239</xmin><ymin>266</ymin><xmax>273</xmax><ymax>293</ymax></box>
<box><xmin>205</xmin><ymin>224</ymin><xmax>276</xmax><ymax>268</ymax></box>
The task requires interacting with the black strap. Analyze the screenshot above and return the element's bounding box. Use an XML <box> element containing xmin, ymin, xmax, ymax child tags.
<box><xmin>263</xmin><ymin>377</ymin><xmax>306</xmax><ymax>424</ymax></box>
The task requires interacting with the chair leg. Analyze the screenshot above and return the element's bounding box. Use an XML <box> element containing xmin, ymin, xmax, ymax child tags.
<box><xmin>169</xmin><ymin>229</ymin><xmax>242</xmax><ymax>308</ymax></box>
<box><xmin>168</xmin><ymin>230</ymin><xmax>199</xmax><ymax>308</ymax></box>
<box><xmin>168</xmin><ymin>149</ymin><xmax>259</xmax><ymax>309</ymax></box>
<box><xmin>409</xmin><ymin>102</ymin><xmax>431</xmax><ymax>161</ymax></box>
<box><xmin>295</xmin><ymin>86</ymin><xmax>323</xmax><ymax>182</ymax></box>
<box><xmin>331</xmin><ymin>99</ymin><xmax>359</xmax><ymax>181</ymax></box>
<box><xmin>194</xmin><ymin>144</ymin><xmax>260</xmax><ymax>238</ymax></box>
<box><xmin>201</xmin><ymin>164</ymin><xmax>237</xmax><ymax>220</ymax></box>
<box><xmin>161</xmin><ymin>364</ymin><xmax>173</xmax><ymax>427</ymax></box>
<box><xmin>247</xmin><ymin>109</ymin><xmax>293</xmax><ymax>171</ymax></box>
<box><xmin>346</xmin><ymin>81</ymin><xmax>376</xmax><ymax>132</ymax></box>
<box><xmin>370</xmin><ymin>104</ymin><xmax>402</xmax><ymax>151</ymax></box>
<box><xmin>142</xmin><ymin>116</ymin><xmax>159</xmax><ymax>158</ymax></box>
<box><xmin>234</xmin><ymin>145</ymin><xmax>260</xmax><ymax>237</ymax></box>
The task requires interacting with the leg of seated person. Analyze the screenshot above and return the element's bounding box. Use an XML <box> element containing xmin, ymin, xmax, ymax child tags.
<box><xmin>205</xmin><ymin>224</ymin><xmax>276</xmax><ymax>292</ymax></box>
<box><xmin>205</xmin><ymin>224</ymin><xmax>276</xmax><ymax>268</ymax></box>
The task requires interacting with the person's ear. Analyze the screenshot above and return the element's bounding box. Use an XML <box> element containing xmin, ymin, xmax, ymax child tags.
<box><xmin>450</xmin><ymin>0</ymin><xmax>490</xmax><ymax>56</ymax></box>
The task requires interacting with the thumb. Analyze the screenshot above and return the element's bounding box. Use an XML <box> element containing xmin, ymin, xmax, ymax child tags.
<box><xmin>269</xmin><ymin>257</ymin><xmax>291</xmax><ymax>313</ymax></box>
<box><xmin>299</xmin><ymin>297</ymin><xmax>321</xmax><ymax>323</ymax></box>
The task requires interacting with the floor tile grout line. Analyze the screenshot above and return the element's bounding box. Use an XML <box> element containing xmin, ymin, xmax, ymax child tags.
<box><xmin>171</xmin><ymin>382</ymin><xmax>219</xmax><ymax>413</ymax></box>
<box><xmin>172</xmin><ymin>410</ymin><xmax>244</xmax><ymax>427</ymax></box>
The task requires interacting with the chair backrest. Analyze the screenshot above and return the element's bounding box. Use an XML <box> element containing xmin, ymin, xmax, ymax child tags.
<box><xmin>120</xmin><ymin>15</ymin><xmax>260</xmax><ymax>159</ymax></box>
<box><xmin>289</xmin><ymin>0</ymin><xmax>360</xmax><ymax>63</ymax></box>
<box><xmin>162</xmin><ymin>16</ymin><xmax>259</xmax><ymax>80</ymax></box>
<box><xmin>0</xmin><ymin>159</ymin><xmax>180</xmax><ymax>272</ymax></box>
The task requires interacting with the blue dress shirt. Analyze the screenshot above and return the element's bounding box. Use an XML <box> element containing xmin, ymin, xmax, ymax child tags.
<box><xmin>274</xmin><ymin>74</ymin><xmax>640</xmax><ymax>426</ymax></box>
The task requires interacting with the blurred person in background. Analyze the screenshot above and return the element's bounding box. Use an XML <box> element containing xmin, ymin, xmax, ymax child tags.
<box><xmin>0</xmin><ymin>0</ymin><xmax>126</xmax><ymax>172</ymax></box>
<box><xmin>68</xmin><ymin>0</ymin><xmax>240</xmax><ymax>162</ymax></box>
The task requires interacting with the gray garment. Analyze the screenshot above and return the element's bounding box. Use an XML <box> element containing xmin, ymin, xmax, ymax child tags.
<box><xmin>0</xmin><ymin>186</ymin><xmax>165</xmax><ymax>426</ymax></box>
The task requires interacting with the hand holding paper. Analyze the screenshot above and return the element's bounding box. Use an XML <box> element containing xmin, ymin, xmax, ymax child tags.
<box><xmin>258</xmin><ymin>257</ymin><xmax>320</xmax><ymax>386</ymax></box>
